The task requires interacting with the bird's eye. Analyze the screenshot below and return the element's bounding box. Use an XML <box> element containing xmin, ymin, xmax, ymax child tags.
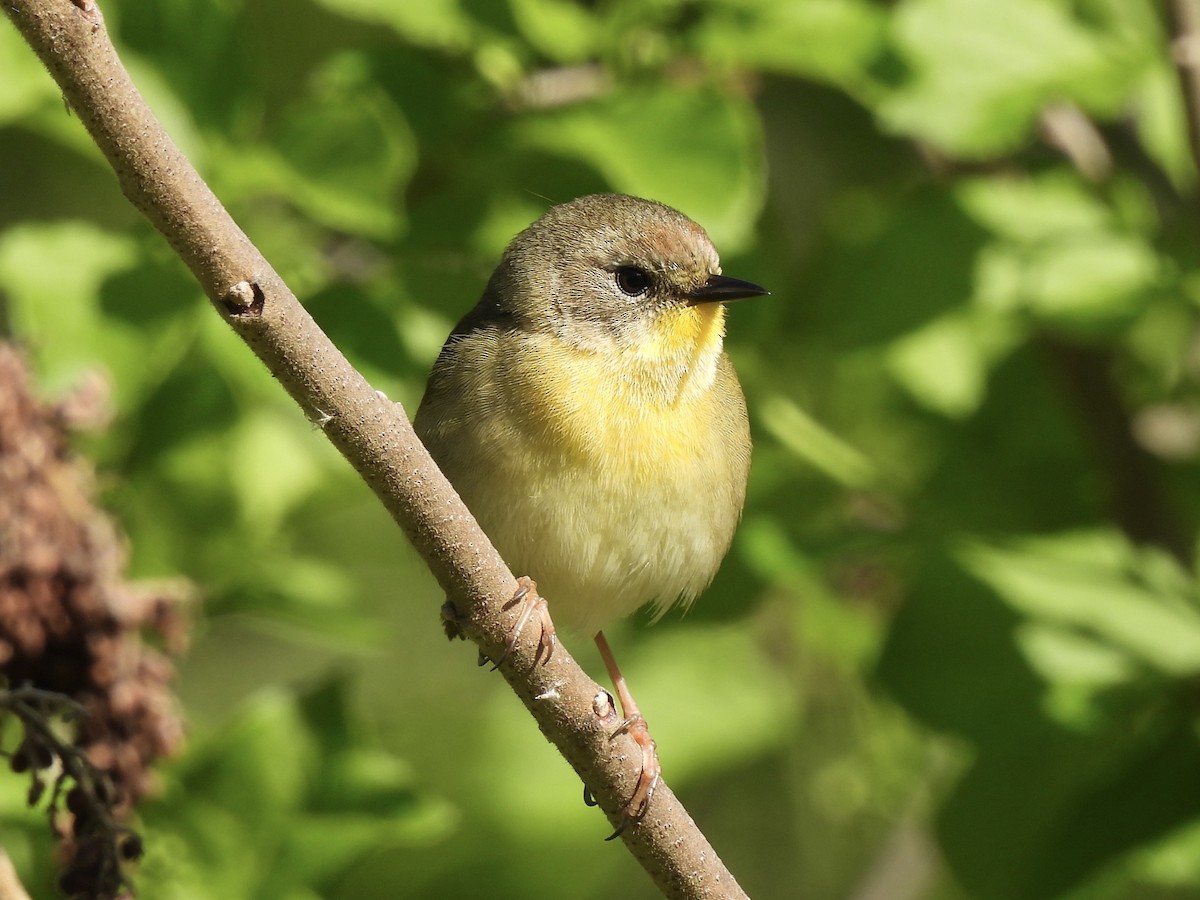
<box><xmin>614</xmin><ymin>266</ymin><xmax>652</xmax><ymax>297</ymax></box>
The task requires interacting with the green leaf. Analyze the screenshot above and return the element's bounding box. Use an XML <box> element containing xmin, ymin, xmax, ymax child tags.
<box><xmin>885</xmin><ymin>312</ymin><xmax>993</xmax><ymax>418</ymax></box>
<box><xmin>271</xmin><ymin>55</ymin><xmax>416</xmax><ymax>239</ymax></box>
<box><xmin>515</xmin><ymin>85</ymin><xmax>766</xmax><ymax>251</ymax></box>
<box><xmin>305</xmin><ymin>283</ymin><xmax>411</xmax><ymax>383</ymax></box>
<box><xmin>961</xmin><ymin>173</ymin><xmax>1160</xmax><ymax>329</ymax></box>
<box><xmin>1134</xmin><ymin>63</ymin><xmax>1196</xmax><ymax>191</ymax></box>
<box><xmin>0</xmin><ymin>222</ymin><xmax>145</xmax><ymax>394</ymax></box>
<box><xmin>958</xmin><ymin>172</ymin><xmax>1114</xmax><ymax>240</ymax></box>
<box><xmin>877</xmin><ymin>554</ymin><xmax>1042</xmax><ymax>742</ymax></box>
<box><xmin>309</xmin><ymin>0</ymin><xmax>473</xmax><ymax>49</ymax></box>
<box><xmin>693</xmin><ymin>0</ymin><xmax>886</xmax><ymax>87</ymax></box>
<box><xmin>880</xmin><ymin>0</ymin><xmax>1151</xmax><ymax>155</ymax></box>
<box><xmin>819</xmin><ymin>189</ymin><xmax>990</xmax><ymax>347</ymax></box>
<box><xmin>878</xmin><ymin>539</ymin><xmax>1200</xmax><ymax>898</ymax></box>
<box><xmin>960</xmin><ymin>532</ymin><xmax>1200</xmax><ymax>677</ymax></box>
<box><xmin>508</xmin><ymin>0</ymin><xmax>598</xmax><ymax>63</ymax></box>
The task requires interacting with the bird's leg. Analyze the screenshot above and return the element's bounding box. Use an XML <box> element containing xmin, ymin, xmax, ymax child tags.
<box><xmin>594</xmin><ymin>630</ymin><xmax>661</xmax><ymax>838</ymax></box>
<box><xmin>493</xmin><ymin>576</ymin><xmax>556</xmax><ymax>668</ymax></box>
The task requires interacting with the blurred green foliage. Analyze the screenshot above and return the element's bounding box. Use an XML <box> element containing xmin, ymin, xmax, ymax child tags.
<box><xmin>3</xmin><ymin>0</ymin><xmax>1200</xmax><ymax>897</ymax></box>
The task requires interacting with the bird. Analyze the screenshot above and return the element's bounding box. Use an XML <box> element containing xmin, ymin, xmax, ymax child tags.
<box><xmin>414</xmin><ymin>193</ymin><xmax>766</xmax><ymax>832</ymax></box>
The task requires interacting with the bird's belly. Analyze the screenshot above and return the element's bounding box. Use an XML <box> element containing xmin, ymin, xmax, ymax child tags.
<box><xmin>448</xmin><ymin>405</ymin><xmax>741</xmax><ymax>637</ymax></box>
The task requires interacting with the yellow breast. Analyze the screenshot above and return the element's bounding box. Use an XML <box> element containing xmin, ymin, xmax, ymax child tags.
<box><xmin>514</xmin><ymin>303</ymin><xmax>728</xmax><ymax>478</ymax></box>
<box><xmin>415</xmin><ymin>301</ymin><xmax>750</xmax><ymax>636</ymax></box>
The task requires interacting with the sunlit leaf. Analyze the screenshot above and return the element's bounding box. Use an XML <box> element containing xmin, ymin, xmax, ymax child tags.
<box><xmin>960</xmin><ymin>532</ymin><xmax>1200</xmax><ymax>677</ymax></box>
<box><xmin>886</xmin><ymin>312</ymin><xmax>990</xmax><ymax>417</ymax></box>
<box><xmin>880</xmin><ymin>0</ymin><xmax>1151</xmax><ymax>155</ymax></box>
<box><xmin>516</xmin><ymin>86</ymin><xmax>766</xmax><ymax>251</ymax></box>
<box><xmin>309</xmin><ymin>0</ymin><xmax>473</xmax><ymax>49</ymax></box>
<box><xmin>509</xmin><ymin>0</ymin><xmax>598</xmax><ymax>62</ymax></box>
<box><xmin>693</xmin><ymin>0</ymin><xmax>886</xmax><ymax>87</ymax></box>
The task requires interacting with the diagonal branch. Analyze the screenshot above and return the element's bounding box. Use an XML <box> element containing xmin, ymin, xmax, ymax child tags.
<box><xmin>2</xmin><ymin>1</ymin><xmax>749</xmax><ymax>898</ymax></box>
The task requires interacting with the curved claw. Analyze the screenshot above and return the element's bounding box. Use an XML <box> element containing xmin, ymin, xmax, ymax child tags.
<box><xmin>490</xmin><ymin>576</ymin><xmax>556</xmax><ymax>670</ymax></box>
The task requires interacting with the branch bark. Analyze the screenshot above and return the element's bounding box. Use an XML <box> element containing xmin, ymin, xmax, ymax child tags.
<box><xmin>2</xmin><ymin>2</ymin><xmax>749</xmax><ymax>898</ymax></box>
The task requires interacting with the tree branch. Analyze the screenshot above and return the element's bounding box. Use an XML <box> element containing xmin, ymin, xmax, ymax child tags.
<box><xmin>2</xmin><ymin>2</ymin><xmax>749</xmax><ymax>897</ymax></box>
<box><xmin>0</xmin><ymin>849</ymin><xmax>33</xmax><ymax>900</ymax></box>
<box><xmin>1168</xmin><ymin>0</ymin><xmax>1200</xmax><ymax>181</ymax></box>
<box><xmin>1039</xmin><ymin>337</ymin><xmax>1191</xmax><ymax>565</ymax></box>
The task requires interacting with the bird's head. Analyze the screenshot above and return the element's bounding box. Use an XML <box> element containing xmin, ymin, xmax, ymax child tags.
<box><xmin>484</xmin><ymin>194</ymin><xmax>767</xmax><ymax>364</ymax></box>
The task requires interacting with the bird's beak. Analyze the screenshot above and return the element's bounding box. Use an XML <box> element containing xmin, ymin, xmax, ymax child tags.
<box><xmin>687</xmin><ymin>274</ymin><xmax>770</xmax><ymax>305</ymax></box>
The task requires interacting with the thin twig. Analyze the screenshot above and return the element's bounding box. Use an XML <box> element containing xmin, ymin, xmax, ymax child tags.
<box><xmin>0</xmin><ymin>850</ymin><xmax>33</xmax><ymax>900</ymax></box>
<box><xmin>1039</xmin><ymin>337</ymin><xmax>1191</xmax><ymax>566</ymax></box>
<box><xmin>1038</xmin><ymin>102</ymin><xmax>1113</xmax><ymax>183</ymax></box>
<box><xmin>1</xmin><ymin>2</ymin><xmax>749</xmax><ymax>897</ymax></box>
<box><xmin>0</xmin><ymin>686</ymin><xmax>137</xmax><ymax>898</ymax></box>
<box><xmin>1167</xmin><ymin>0</ymin><xmax>1200</xmax><ymax>182</ymax></box>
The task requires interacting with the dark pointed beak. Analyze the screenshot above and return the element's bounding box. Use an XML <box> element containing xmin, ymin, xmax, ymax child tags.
<box><xmin>687</xmin><ymin>274</ymin><xmax>770</xmax><ymax>305</ymax></box>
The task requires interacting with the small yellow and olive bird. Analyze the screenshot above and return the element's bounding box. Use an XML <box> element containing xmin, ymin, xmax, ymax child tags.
<box><xmin>415</xmin><ymin>193</ymin><xmax>766</xmax><ymax>828</ymax></box>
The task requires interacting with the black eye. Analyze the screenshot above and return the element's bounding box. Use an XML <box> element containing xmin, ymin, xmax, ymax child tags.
<box><xmin>614</xmin><ymin>266</ymin><xmax>652</xmax><ymax>297</ymax></box>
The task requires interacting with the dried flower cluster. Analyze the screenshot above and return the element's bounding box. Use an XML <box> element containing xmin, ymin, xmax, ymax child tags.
<box><xmin>0</xmin><ymin>344</ymin><xmax>188</xmax><ymax>897</ymax></box>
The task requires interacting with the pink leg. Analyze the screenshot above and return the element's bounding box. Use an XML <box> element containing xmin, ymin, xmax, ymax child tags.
<box><xmin>594</xmin><ymin>630</ymin><xmax>661</xmax><ymax>837</ymax></box>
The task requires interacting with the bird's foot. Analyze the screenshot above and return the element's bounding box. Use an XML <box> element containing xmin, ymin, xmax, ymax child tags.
<box><xmin>590</xmin><ymin>631</ymin><xmax>661</xmax><ymax>838</ymax></box>
<box><xmin>491</xmin><ymin>576</ymin><xmax>556</xmax><ymax>669</ymax></box>
<box><xmin>603</xmin><ymin>712</ymin><xmax>660</xmax><ymax>840</ymax></box>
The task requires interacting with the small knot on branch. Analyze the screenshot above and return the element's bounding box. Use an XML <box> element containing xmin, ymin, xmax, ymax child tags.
<box><xmin>220</xmin><ymin>279</ymin><xmax>264</xmax><ymax>317</ymax></box>
<box><xmin>69</xmin><ymin>0</ymin><xmax>103</xmax><ymax>27</ymax></box>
